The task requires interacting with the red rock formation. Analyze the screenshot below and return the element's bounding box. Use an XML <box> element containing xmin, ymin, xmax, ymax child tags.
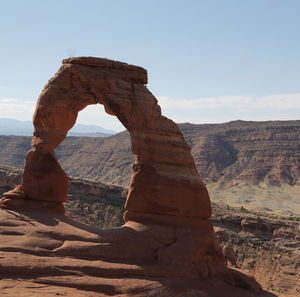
<box><xmin>0</xmin><ymin>57</ymin><xmax>262</xmax><ymax>293</ymax></box>
<box><xmin>0</xmin><ymin>209</ymin><xmax>268</xmax><ymax>296</ymax></box>
<box><xmin>1</xmin><ymin>57</ymin><xmax>210</xmax><ymax>219</ymax></box>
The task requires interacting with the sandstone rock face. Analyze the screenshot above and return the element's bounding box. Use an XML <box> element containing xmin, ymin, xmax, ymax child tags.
<box><xmin>2</xmin><ymin>57</ymin><xmax>210</xmax><ymax>219</ymax></box>
<box><xmin>0</xmin><ymin>209</ymin><xmax>271</xmax><ymax>297</ymax></box>
<box><xmin>0</xmin><ymin>57</ymin><xmax>263</xmax><ymax>294</ymax></box>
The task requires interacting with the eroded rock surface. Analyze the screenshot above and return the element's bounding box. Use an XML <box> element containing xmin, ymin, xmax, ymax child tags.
<box><xmin>0</xmin><ymin>209</ymin><xmax>272</xmax><ymax>297</ymax></box>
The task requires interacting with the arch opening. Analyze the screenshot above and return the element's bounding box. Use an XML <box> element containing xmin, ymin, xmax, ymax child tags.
<box><xmin>70</xmin><ymin>103</ymin><xmax>124</xmax><ymax>136</ymax></box>
<box><xmin>56</xmin><ymin>103</ymin><xmax>134</xmax><ymax>187</ymax></box>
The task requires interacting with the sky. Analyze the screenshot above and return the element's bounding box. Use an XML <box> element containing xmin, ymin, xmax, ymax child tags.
<box><xmin>0</xmin><ymin>0</ymin><xmax>299</xmax><ymax>132</ymax></box>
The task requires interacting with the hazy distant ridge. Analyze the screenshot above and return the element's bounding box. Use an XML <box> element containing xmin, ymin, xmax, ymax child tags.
<box><xmin>0</xmin><ymin>118</ymin><xmax>116</xmax><ymax>137</ymax></box>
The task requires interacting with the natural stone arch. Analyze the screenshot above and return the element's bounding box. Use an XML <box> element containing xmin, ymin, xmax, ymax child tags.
<box><xmin>0</xmin><ymin>57</ymin><xmax>263</xmax><ymax>291</ymax></box>
<box><xmin>3</xmin><ymin>57</ymin><xmax>211</xmax><ymax>218</ymax></box>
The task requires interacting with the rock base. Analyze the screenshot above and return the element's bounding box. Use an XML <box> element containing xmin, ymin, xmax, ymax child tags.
<box><xmin>0</xmin><ymin>209</ymin><xmax>270</xmax><ymax>297</ymax></box>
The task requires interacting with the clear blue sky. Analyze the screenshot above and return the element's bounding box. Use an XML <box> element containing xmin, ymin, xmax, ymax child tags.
<box><xmin>0</xmin><ymin>0</ymin><xmax>299</xmax><ymax>131</ymax></box>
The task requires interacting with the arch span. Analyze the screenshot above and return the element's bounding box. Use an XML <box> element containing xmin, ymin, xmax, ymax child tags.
<box><xmin>0</xmin><ymin>58</ymin><xmax>264</xmax><ymax>291</ymax></box>
<box><xmin>2</xmin><ymin>57</ymin><xmax>211</xmax><ymax>219</ymax></box>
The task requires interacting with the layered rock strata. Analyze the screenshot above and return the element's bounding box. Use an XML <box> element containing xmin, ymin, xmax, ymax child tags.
<box><xmin>0</xmin><ymin>57</ymin><xmax>262</xmax><ymax>293</ymax></box>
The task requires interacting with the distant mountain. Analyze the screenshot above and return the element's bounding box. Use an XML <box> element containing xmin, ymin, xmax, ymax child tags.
<box><xmin>0</xmin><ymin>118</ymin><xmax>116</xmax><ymax>137</ymax></box>
<box><xmin>0</xmin><ymin>118</ymin><xmax>33</xmax><ymax>136</ymax></box>
<box><xmin>68</xmin><ymin>123</ymin><xmax>116</xmax><ymax>136</ymax></box>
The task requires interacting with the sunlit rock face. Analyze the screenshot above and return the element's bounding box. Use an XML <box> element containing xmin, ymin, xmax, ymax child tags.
<box><xmin>0</xmin><ymin>57</ymin><xmax>263</xmax><ymax>294</ymax></box>
<box><xmin>2</xmin><ymin>56</ymin><xmax>211</xmax><ymax>219</ymax></box>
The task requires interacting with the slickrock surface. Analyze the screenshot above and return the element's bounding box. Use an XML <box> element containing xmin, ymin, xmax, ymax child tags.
<box><xmin>0</xmin><ymin>57</ymin><xmax>267</xmax><ymax>296</ymax></box>
<box><xmin>0</xmin><ymin>208</ymin><xmax>275</xmax><ymax>297</ymax></box>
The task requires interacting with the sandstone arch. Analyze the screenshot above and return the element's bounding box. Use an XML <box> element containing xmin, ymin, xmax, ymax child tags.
<box><xmin>0</xmin><ymin>57</ymin><xmax>263</xmax><ymax>291</ymax></box>
<box><xmin>2</xmin><ymin>57</ymin><xmax>211</xmax><ymax>219</ymax></box>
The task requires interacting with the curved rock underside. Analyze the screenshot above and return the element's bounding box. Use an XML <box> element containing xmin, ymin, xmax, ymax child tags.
<box><xmin>0</xmin><ymin>57</ymin><xmax>265</xmax><ymax>295</ymax></box>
